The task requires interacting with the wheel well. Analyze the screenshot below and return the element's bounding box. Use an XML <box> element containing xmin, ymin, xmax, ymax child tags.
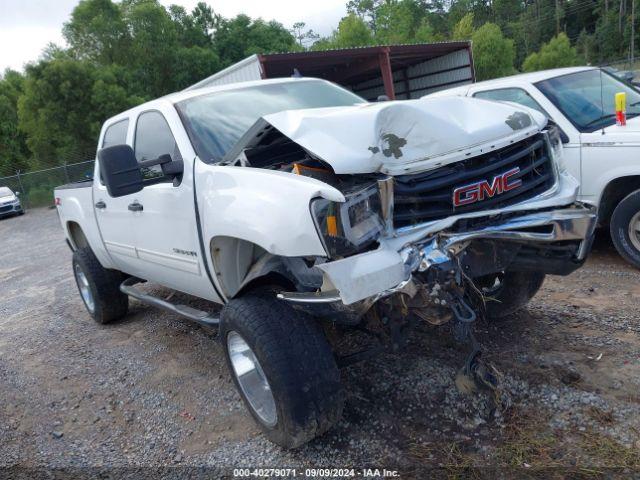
<box><xmin>236</xmin><ymin>272</ymin><xmax>296</xmax><ymax>297</ymax></box>
<box><xmin>209</xmin><ymin>236</ymin><xmax>318</xmax><ymax>299</ymax></box>
<box><xmin>598</xmin><ymin>176</ymin><xmax>640</xmax><ymax>226</ymax></box>
<box><xmin>67</xmin><ymin>221</ymin><xmax>89</xmax><ymax>250</ymax></box>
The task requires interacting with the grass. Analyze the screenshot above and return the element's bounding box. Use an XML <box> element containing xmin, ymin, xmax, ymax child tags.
<box><xmin>404</xmin><ymin>410</ymin><xmax>640</xmax><ymax>479</ymax></box>
<box><xmin>578</xmin><ymin>429</ymin><xmax>640</xmax><ymax>470</ymax></box>
<box><xmin>493</xmin><ymin>409</ymin><xmax>561</xmax><ymax>469</ymax></box>
<box><xmin>407</xmin><ymin>439</ymin><xmax>479</xmax><ymax>479</ymax></box>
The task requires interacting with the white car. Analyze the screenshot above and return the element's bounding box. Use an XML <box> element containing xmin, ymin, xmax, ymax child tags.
<box><xmin>428</xmin><ymin>66</ymin><xmax>640</xmax><ymax>268</ymax></box>
<box><xmin>0</xmin><ymin>186</ymin><xmax>24</xmax><ymax>218</ymax></box>
<box><xmin>54</xmin><ymin>78</ymin><xmax>596</xmax><ymax>448</ymax></box>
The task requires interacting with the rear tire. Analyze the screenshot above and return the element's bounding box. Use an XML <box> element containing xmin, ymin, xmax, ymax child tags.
<box><xmin>476</xmin><ymin>271</ymin><xmax>545</xmax><ymax>319</ymax></box>
<box><xmin>220</xmin><ymin>293</ymin><xmax>344</xmax><ymax>449</ymax></box>
<box><xmin>72</xmin><ymin>247</ymin><xmax>128</xmax><ymax>324</ymax></box>
<box><xmin>610</xmin><ymin>190</ymin><xmax>640</xmax><ymax>269</ymax></box>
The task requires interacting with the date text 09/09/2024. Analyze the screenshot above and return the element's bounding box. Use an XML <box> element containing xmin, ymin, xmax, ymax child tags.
<box><xmin>233</xmin><ymin>468</ymin><xmax>400</xmax><ymax>478</ymax></box>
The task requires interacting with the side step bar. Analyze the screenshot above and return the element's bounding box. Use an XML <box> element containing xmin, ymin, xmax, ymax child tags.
<box><xmin>120</xmin><ymin>277</ymin><xmax>219</xmax><ymax>328</ymax></box>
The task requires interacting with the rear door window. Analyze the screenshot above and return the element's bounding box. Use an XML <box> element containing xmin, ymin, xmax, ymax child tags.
<box><xmin>102</xmin><ymin>119</ymin><xmax>129</xmax><ymax>148</ymax></box>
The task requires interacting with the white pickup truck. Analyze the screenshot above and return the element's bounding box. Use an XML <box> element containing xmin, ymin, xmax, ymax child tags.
<box><xmin>429</xmin><ymin>66</ymin><xmax>640</xmax><ymax>268</ymax></box>
<box><xmin>55</xmin><ymin>77</ymin><xmax>596</xmax><ymax>448</ymax></box>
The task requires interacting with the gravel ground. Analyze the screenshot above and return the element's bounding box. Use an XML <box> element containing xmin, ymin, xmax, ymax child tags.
<box><xmin>1</xmin><ymin>208</ymin><xmax>640</xmax><ymax>478</ymax></box>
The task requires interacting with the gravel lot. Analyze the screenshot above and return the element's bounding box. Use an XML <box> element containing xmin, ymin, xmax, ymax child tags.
<box><xmin>1</xmin><ymin>207</ymin><xmax>640</xmax><ymax>477</ymax></box>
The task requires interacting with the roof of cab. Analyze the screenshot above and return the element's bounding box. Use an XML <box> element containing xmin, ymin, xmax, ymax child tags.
<box><xmin>426</xmin><ymin>66</ymin><xmax>597</xmax><ymax>98</ymax></box>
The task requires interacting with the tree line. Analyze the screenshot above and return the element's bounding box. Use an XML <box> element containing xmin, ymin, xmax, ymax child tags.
<box><xmin>0</xmin><ymin>0</ymin><xmax>634</xmax><ymax>176</ymax></box>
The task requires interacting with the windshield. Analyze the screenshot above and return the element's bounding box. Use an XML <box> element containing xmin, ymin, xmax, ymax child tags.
<box><xmin>176</xmin><ymin>80</ymin><xmax>365</xmax><ymax>162</ymax></box>
<box><xmin>535</xmin><ymin>69</ymin><xmax>640</xmax><ymax>132</ymax></box>
<box><xmin>0</xmin><ymin>187</ymin><xmax>14</xmax><ymax>198</ymax></box>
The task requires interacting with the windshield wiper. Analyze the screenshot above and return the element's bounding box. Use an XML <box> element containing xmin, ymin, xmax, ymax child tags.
<box><xmin>583</xmin><ymin>114</ymin><xmax>617</xmax><ymax>128</ymax></box>
<box><xmin>583</xmin><ymin>112</ymin><xmax>640</xmax><ymax>128</ymax></box>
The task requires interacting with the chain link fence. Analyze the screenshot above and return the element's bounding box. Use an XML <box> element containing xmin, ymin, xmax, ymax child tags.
<box><xmin>0</xmin><ymin>160</ymin><xmax>95</xmax><ymax>209</ymax></box>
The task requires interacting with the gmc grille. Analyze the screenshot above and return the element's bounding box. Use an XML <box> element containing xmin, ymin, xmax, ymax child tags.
<box><xmin>393</xmin><ymin>133</ymin><xmax>555</xmax><ymax>228</ymax></box>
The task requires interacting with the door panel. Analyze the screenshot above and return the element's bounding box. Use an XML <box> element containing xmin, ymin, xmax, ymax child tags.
<box><xmin>126</xmin><ymin>109</ymin><xmax>217</xmax><ymax>300</ymax></box>
<box><xmin>93</xmin><ymin>118</ymin><xmax>145</xmax><ymax>276</ymax></box>
<box><xmin>93</xmin><ymin>183</ymin><xmax>145</xmax><ymax>276</ymax></box>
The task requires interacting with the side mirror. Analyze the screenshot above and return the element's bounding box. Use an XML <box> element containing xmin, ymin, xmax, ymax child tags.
<box><xmin>161</xmin><ymin>158</ymin><xmax>184</xmax><ymax>177</ymax></box>
<box><xmin>15</xmin><ymin>192</ymin><xmax>20</xmax><ymax>197</ymax></box>
<box><xmin>98</xmin><ymin>144</ymin><xmax>143</xmax><ymax>198</ymax></box>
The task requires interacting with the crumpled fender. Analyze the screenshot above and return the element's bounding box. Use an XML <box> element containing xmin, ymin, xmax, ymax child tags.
<box><xmin>195</xmin><ymin>163</ymin><xmax>344</xmax><ymax>257</ymax></box>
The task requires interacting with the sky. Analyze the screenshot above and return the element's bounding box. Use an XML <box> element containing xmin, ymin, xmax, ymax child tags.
<box><xmin>0</xmin><ymin>0</ymin><xmax>347</xmax><ymax>72</ymax></box>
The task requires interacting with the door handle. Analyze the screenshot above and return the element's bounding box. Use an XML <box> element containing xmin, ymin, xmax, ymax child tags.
<box><xmin>128</xmin><ymin>201</ymin><xmax>143</xmax><ymax>212</ymax></box>
<box><xmin>95</xmin><ymin>201</ymin><xmax>106</xmax><ymax>209</ymax></box>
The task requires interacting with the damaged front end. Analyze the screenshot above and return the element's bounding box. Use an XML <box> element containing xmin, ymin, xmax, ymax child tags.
<box><xmin>276</xmin><ymin>172</ymin><xmax>595</xmax><ymax>404</ymax></box>
<box><xmin>220</xmin><ymin>92</ymin><xmax>597</xmax><ymax>401</ymax></box>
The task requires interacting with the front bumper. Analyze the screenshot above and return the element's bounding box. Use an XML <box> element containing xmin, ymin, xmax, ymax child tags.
<box><xmin>280</xmin><ymin>203</ymin><xmax>597</xmax><ymax>307</ymax></box>
<box><xmin>0</xmin><ymin>202</ymin><xmax>22</xmax><ymax>217</ymax></box>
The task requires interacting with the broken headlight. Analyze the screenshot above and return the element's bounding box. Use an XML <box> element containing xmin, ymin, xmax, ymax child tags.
<box><xmin>311</xmin><ymin>184</ymin><xmax>383</xmax><ymax>258</ymax></box>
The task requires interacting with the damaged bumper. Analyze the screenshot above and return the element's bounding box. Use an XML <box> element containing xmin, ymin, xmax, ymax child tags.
<box><xmin>279</xmin><ymin>203</ymin><xmax>597</xmax><ymax>310</ymax></box>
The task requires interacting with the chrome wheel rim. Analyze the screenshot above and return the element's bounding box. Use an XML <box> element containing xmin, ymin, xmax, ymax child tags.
<box><xmin>74</xmin><ymin>264</ymin><xmax>95</xmax><ymax>313</ymax></box>
<box><xmin>629</xmin><ymin>211</ymin><xmax>640</xmax><ymax>252</ymax></box>
<box><xmin>227</xmin><ymin>331</ymin><xmax>277</xmax><ymax>427</ymax></box>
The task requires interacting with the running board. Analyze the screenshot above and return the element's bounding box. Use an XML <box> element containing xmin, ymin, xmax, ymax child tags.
<box><xmin>120</xmin><ymin>277</ymin><xmax>219</xmax><ymax>327</ymax></box>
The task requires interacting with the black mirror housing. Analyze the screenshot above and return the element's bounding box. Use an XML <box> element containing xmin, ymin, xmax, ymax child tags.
<box><xmin>98</xmin><ymin>144</ymin><xmax>143</xmax><ymax>198</ymax></box>
<box><xmin>161</xmin><ymin>159</ymin><xmax>184</xmax><ymax>177</ymax></box>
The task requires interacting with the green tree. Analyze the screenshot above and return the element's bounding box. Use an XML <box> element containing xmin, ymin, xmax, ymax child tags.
<box><xmin>375</xmin><ymin>0</ymin><xmax>426</xmax><ymax>44</ymax></box>
<box><xmin>214</xmin><ymin>14</ymin><xmax>299</xmax><ymax>66</ymax></box>
<box><xmin>575</xmin><ymin>29</ymin><xmax>597</xmax><ymax>64</ymax></box>
<box><xmin>522</xmin><ymin>33</ymin><xmax>580</xmax><ymax>72</ymax></box>
<box><xmin>291</xmin><ymin>22</ymin><xmax>320</xmax><ymax>47</ymax></box>
<box><xmin>62</xmin><ymin>0</ymin><xmax>128</xmax><ymax>64</ymax></box>
<box><xmin>333</xmin><ymin>13</ymin><xmax>375</xmax><ymax>47</ymax></box>
<box><xmin>346</xmin><ymin>0</ymin><xmax>382</xmax><ymax>33</ymax></box>
<box><xmin>18</xmin><ymin>59</ymin><xmax>141</xmax><ymax>166</ymax></box>
<box><xmin>0</xmin><ymin>69</ymin><xmax>29</xmax><ymax>175</ymax></box>
<box><xmin>452</xmin><ymin>12</ymin><xmax>474</xmax><ymax>40</ymax></box>
<box><xmin>471</xmin><ymin>23</ymin><xmax>515</xmax><ymax>80</ymax></box>
<box><xmin>123</xmin><ymin>0</ymin><xmax>179</xmax><ymax>97</ymax></box>
<box><xmin>168</xmin><ymin>4</ymin><xmax>213</xmax><ymax>48</ymax></box>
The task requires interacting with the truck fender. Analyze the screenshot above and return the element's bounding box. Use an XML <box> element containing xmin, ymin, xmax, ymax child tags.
<box><xmin>597</xmin><ymin>175</ymin><xmax>640</xmax><ymax>225</ymax></box>
<box><xmin>209</xmin><ymin>236</ymin><xmax>322</xmax><ymax>298</ymax></box>
<box><xmin>58</xmin><ymin>194</ymin><xmax>114</xmax><ymax>269</ymax></box>
<box><xmin>195</xmin><ymin>165</ymin><xmax>344</xmax><ymax>258</ymax></box>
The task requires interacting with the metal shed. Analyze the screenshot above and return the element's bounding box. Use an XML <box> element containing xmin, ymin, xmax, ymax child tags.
<box><xmin>187</xmin><ymin>42</ymin><xmax>475</xmax><ymax>101</ymax></box>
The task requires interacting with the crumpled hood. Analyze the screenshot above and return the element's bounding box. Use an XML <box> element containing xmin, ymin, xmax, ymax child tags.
<box><xmin>257</xmin><ymin>96</ymin><xmax>547</xmax><ymax>175</ymax></box>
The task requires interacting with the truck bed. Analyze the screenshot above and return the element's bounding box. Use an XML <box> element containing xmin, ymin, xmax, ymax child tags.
<box><xmin>55</xmin><ymin>179</ymin><xmax>93</xmax><ymax>190</ymax></box>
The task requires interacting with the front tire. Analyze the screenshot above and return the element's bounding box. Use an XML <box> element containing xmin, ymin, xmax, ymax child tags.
<box><xmin>610</xmin><ymin>190</ymin><xmax>640</xmax><ymax>268</ymax></box>
<box><xmin>475</xmin><ymin>271</ymin><xmax>545</xmax><ymax>319</ymax></box>
<box><xmin>220</xmin><ymin>294</ymin><xmax>344</xmax><ymax>449</ymax></box>
<box><xmin>72</xmin><ymin>247</ymin><xmax>128</xmax><ymax>324</ymax></box>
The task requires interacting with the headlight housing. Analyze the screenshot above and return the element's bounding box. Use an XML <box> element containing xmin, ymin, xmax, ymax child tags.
<box><xmin>311</xmin><ymin>184</ymin><xmax>383</xmax><ymax>258</ymax></box>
